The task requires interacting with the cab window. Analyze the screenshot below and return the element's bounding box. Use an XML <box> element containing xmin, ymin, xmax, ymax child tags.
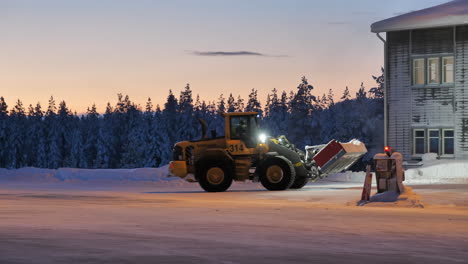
<box><xmin>230</xmin><ymin>116</ymin><xmax>257</xmax><ymax>140</ymax></box>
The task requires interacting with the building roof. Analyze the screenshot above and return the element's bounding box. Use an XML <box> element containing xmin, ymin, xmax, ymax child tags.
<box><xmin>371</xmin><ymin>0</ymin><xmax>468</xmax><ymax>33</ymax></box>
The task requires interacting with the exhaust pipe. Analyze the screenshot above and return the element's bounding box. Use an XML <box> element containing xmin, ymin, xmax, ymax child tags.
<box><xmin>198</xmin><ymin>118</ymin><xmax>208</xmax><ymax>140</ymax></box>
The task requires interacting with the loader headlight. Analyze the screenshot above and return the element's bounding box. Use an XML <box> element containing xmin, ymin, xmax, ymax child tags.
<box><xmin>259</xmin><ymin>133</ymin><xmax>267</xmax><ymax>144</ymax></box>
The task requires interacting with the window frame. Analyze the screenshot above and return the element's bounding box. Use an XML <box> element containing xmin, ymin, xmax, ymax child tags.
<box><xmin>413</xmin><ymin>129</ymin><xmax>426</xmax><ymax>155</ymax></box>
<box><xmin>441</xmin><ymin>129</ymin><xmax>455</xmax><ymax>157</ymax></box>
<box><xmin>427</xmin><ymin>129</ymin><xmax>440</xmax><ymax>155</ymax></box>
<box><xmin>426</xmin><ymin>57</ymin><xmax>440</xmax><ymax>85</ymax></box>
<box><xmin>442</xmin><ymin>56</ymin><xmax>454</xmax><ymax>84</ymax></box>
<box><xmin>412</xmin><ymin>58</ymin><xmax>425</xmax><ymax>86</ymax></box>
<box><xmin>411</xmin><ymin>55</ymin><xmax>454</xmax><ymax>87</ymax></box>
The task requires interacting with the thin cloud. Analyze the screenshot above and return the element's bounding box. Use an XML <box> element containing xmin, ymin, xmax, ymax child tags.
<box><xmin>327</xmin><ymin>21</ymin><xmax>351</xmax><ymax>25</ymax></box>
<box><xmin>189</xmin><ymin>50</ymin><xmax>288</xmax><ymax>57</ymax></box>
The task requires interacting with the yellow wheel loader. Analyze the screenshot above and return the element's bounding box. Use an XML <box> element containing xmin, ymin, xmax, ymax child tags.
<box><xmin>169</xmin><ymin>112</ymin><xmax>367</xmax><ymax>192</ymax></box>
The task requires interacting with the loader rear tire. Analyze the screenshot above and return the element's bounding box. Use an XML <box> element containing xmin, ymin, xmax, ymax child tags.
<box><xmin>198</xmin><ymin>162</ymin><xmax>233</xmax><ymax>192</ymax></box>
<box><xmin>290</xmin><ymin>177</ymin><xmax>309</xmax><ymax>189</ymax></box>
<box><xmin>260</xmin><ymin>158</ymin><xmax>296</xmax><ymax>191</ymax></box>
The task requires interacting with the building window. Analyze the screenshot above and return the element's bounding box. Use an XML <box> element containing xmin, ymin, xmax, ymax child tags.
<box><xmin>412</xmin><ymin>56</ymin><xmax>454</xmax><ymax>86</ymax></box>
<box><xmin>414</xmin><ymin>129</ymin><xmax>426</xmax><ymax>154</ymax></box>
<box><xmin>428</xmin><ymin>129</ymin><xmax>440</xmax><ymax>154</ymax></box>
<box><xmin>442</xmin><ymin>129</ymin><xmax>455</xmax><ymax>155</ymax></box>
<box><xmin>442</xmin><ymin>56</ymin><xmax>454</xmax><ymax>84</ymax></box>
<box><xmin>413</xmin><ymin>59</ymin><xmax>425</xmax><ymax>85</ymax></box>
<box><xmin>413</xmin><ymin>128</ymin><xmax>455</xmax><ymax>156</ymax></box>
<box><xmin>427</xmin><ymin>57</ymin><xmax>440</xmax><ymax>84</ymax></box>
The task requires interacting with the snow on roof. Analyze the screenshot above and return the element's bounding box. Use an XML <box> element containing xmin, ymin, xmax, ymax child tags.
<box><xmin>371</xmin><ymin>0</ymin><xmax>468</xmax><ymax>33</ymax></box>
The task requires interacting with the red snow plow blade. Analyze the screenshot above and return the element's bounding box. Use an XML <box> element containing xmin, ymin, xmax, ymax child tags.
<box><xmin>313</xmin><ymin>140</ymin><xmax>368</xmax><ymax>175</ymax></box>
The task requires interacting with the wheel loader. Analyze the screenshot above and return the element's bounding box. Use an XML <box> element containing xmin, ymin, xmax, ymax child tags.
<box><xmin>169</xmin><ymin>112</ymin><xmax>367</xmax><ymax>192</ymax></box>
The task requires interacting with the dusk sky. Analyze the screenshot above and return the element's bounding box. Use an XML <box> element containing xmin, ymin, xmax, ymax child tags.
<box><xmin>1</xmin><ymin>0</ymin><xmax>449</xmax><ymax>113</ymax></box>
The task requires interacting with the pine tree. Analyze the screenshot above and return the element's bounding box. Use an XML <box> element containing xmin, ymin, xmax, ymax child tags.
<box><xmin>81</xmin><ymin>104</ymin><xmax>99</xmax><ymax>168</ymax></box>
<box><xmin>245</xmin><ymin>88</ymin><xmax>262</xmax><ymax>116</ymax></box>
<box><xmin>7</xmin><ymin>100</ymin><xmax>27</xmax><ymax>168</ymax></box>
<box><xmin>369</xmin><ymin>67</ymin><xmax>384</xmax><ymax>99</ymax></box>
<box><xmin>235</xmin><ymin>95</ymin><xmax>244</xmax><ymax>112</ymax></box>
<box><xmin>288</xmin><ymin>76</ymin><xmax>317</xmax><ymax>146</ymax></box>
<box><xmin>327</xmin><ymin>89</ymin><xmax>335</xmax><ymax>107</ymax></box>
<box><xmin>163</xmin><ymin>90</ymin><xmax>179</xmax><ymax>146</ymax></box>
<box><xmin>341</xmin><ymin>86</ymin><xmax>351</xmax><ymax>100</ymax></box>
<box><xmin>45</xmin><ymin>96</ymin><xmax>61</xmax><ymax>169</ymax></box>
<box><xmin>227</xmin><ymin>93</ymin><xmax>236</xmax><ymax>113</ymax></box>
<box><xmin>0</xmin><ymin>97</ymin><xmax>9</xmax><ymax>167</ymax></box>
<box><xmin>356</xmin><ymin>82</ymin><xmax>367</xmax><ymax>100</ymax></box>
<box><xmin>217</xmin><ymin>94</ymin><xmax>226</xmax><ymax>114</ymax></box>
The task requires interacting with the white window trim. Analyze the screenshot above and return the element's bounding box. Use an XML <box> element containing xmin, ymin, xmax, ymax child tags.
<box><xmin>413</xmin><ymin>58</ymin><xmax>425</xmax><ymax>86</ymax></box>
<box><xmin>442</xmin><ymin>56</ymin><xmax>454</xmax><ymax>84</ymax></box>
<box><xmin>427</xmin><ymin>57</ymin><xmax>440</xmax><ymax>85</ymax></box>
<box><xmin>441</xmin><ymin>129</ymin><xmax>455</xmax><ymax>157</ymax></box>
<box><xmin>411</xmin><ymin>55</ymin><xmax>454</xmax><ymax>87</ymax></box>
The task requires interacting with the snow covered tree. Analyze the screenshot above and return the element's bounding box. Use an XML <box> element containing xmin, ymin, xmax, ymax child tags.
<box><xmin>227</xmin><ymin>93</ymin><xmax>236</xmax><ymax>113</ymax></box>
<box><xmin>288</xmin><ymin>76</ymin><xmax>318</xmax><ymax>146</ymax></box>
<box><xmin>235</xmin><ymin>95</ymin><xmax>244</xmax><ymax>112</ymax></box>
<box><xmin>245</xmin><ymin>88</ymin><xmax>262</xmax><ymax>116</ymax></box>
<box><xmin>0</xmin><ymin>97</ymin><xmax>9</xmax><ymax>168</ymax></box>
<box><xmin>217</xmin><ymin>94</ymin><xmax>226</xmax><ymax>114</ymax></box>
<box><xmin>7</xmin><ymin>100</ymin><xmax>27</xmax><ymax>168</ymax></box>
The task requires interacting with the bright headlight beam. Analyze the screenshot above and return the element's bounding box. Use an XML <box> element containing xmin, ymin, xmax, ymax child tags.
<box><xmin>259</xmin><ymin>133</ymin><xmax>267</xmax><ymax>143</ymax></box>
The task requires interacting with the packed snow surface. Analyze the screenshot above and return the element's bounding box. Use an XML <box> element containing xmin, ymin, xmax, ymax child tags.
<box><xmin>0</xmin><ymin>162</ymin><xmax>467</xmax><ymax>263</ymax></box>
<box><xmin>371</xmin><ymin>0</ymin><xmax>468</xmax><ymax>32</ymax></box>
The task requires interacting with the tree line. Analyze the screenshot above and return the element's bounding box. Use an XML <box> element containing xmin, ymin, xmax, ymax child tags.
<box><xmin>0</xmin><ymin>69</ymin><xmax>384</xmax><ymax>169</ymax></box>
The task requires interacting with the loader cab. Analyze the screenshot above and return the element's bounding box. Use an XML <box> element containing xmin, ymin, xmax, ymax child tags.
<box><xmin>223</xmin><ymin>112</ymin><xmax>259</xmax><ymax>148</ymax></box>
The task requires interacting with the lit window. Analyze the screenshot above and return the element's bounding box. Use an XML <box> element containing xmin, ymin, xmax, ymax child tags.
<box><xmin>428</xmin><ymin>129</ymin><xmax>439</xmax><ymax>154</ymax></box>
<box><xmin>414</xmin><ymin>129</ymin><xmax>425</xmax><ymax>154</ymax></box>
<box><xmin>427</xmin><ymin>57</ymin><xmax>440</xmax><ymax>84</ymax></box>
<box><xmin>442</xmin><ymin>56</ymin><xmax>454</xmax><ymax>84</ymax></box>
<box><xmin>442</xmin><ymin>129</ymin><xmax>454</xmax><ymax>155</ymax></box>
<box><xmin>413</xmin><ymin>59</ymin><xmax>425</xmax><ymax>85</ymax></box>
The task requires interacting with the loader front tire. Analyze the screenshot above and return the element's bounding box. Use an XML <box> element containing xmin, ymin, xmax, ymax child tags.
<box><xmin>260</xmin><ymin>158</ymin><xmax>296</xmax><ymax>191</ymax></box>
<box><xmin>290</xmin><ymin>176</ymin><xmax>309</xmax><ymax>189</ymax></box>
<box><xmin>198</xmin><ymin>162</ymin><xmax>233</xmax><ymax>192</ymax></box>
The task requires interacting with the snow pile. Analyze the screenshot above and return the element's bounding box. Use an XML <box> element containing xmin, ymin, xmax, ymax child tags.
<box><xmin>322</xmin><ymin>171</ymin><xmax>366</xmax><ymax>183</ymax></box>
<box><xmin>421</xmin><ymin>153</ymin><xmax>438</xmax><ymax>162</ymax></box>
<box><xmin>405</xmin><ymin>160</ymin><xmax>468</xmax><ymax>184</ymax></box>
<box><xmin>0</xmin><ymin>165</ymin><xmax>181</xmax><ymax>183</ymax></box>
<box><xmin>360</xmin><ymin>187</ymin><xmax>424</xmax><ymax>208</ymax></box>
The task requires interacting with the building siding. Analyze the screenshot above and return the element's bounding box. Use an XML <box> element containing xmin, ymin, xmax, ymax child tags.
<box><xmin>411</xmin><ymin>87</ymin><xmax>454</xmax><ymax>127</ymax></box>
<box><xmin>386</xmin><ymin>26</ymin><xmax>468</xmax><ymax>159</ymax></box>
<box><xmin>387</xmin><ymin>31</ymin><xmax>412</xmax><ymax>158</ymax></box>
<box><xmin>412</xmin><ymin>27</ymin><xmax>454</xmax><ymax>54</ymax></box>
<box><xmin>455</xmin><ymin>25</ymin><xmax>468</xmax><ymax>159</ymax></box>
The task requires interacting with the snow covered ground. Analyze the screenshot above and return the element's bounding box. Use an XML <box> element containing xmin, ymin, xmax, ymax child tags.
<box><xmin>0</xmin><ymin>161</ymin><xmax>467</xmax><ymax>263</ymax></box>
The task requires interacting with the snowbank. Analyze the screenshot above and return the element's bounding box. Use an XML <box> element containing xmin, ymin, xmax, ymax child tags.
<box><xmin>0</xmin><ymin>165</ymin><xmax>179</xmax><ymax>183</ymax></box>
<box><xmin>323</xmin><ymin>159</ymin><xmax>468</xmax><ymax>185</ymax></box>
<box><xmin>0</xmin><ymin>159</ymin><xmax>467</xmax><ymax>185</ymax></box>
<box><xmin>322</xmin><ymin>171</ymin><xmax>366</xmax><ymax>183</ymax></box>
<box><xmin>405</xmin><ymin>160</ymin><xmax>468</xmax><ymax>184</ymax></box>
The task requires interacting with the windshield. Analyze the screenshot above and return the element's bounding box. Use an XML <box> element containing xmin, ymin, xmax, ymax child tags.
<box><xmin>230</xmin><ymin>115</ymin><xmax>258</xmax><ymax>141</ymax></box>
